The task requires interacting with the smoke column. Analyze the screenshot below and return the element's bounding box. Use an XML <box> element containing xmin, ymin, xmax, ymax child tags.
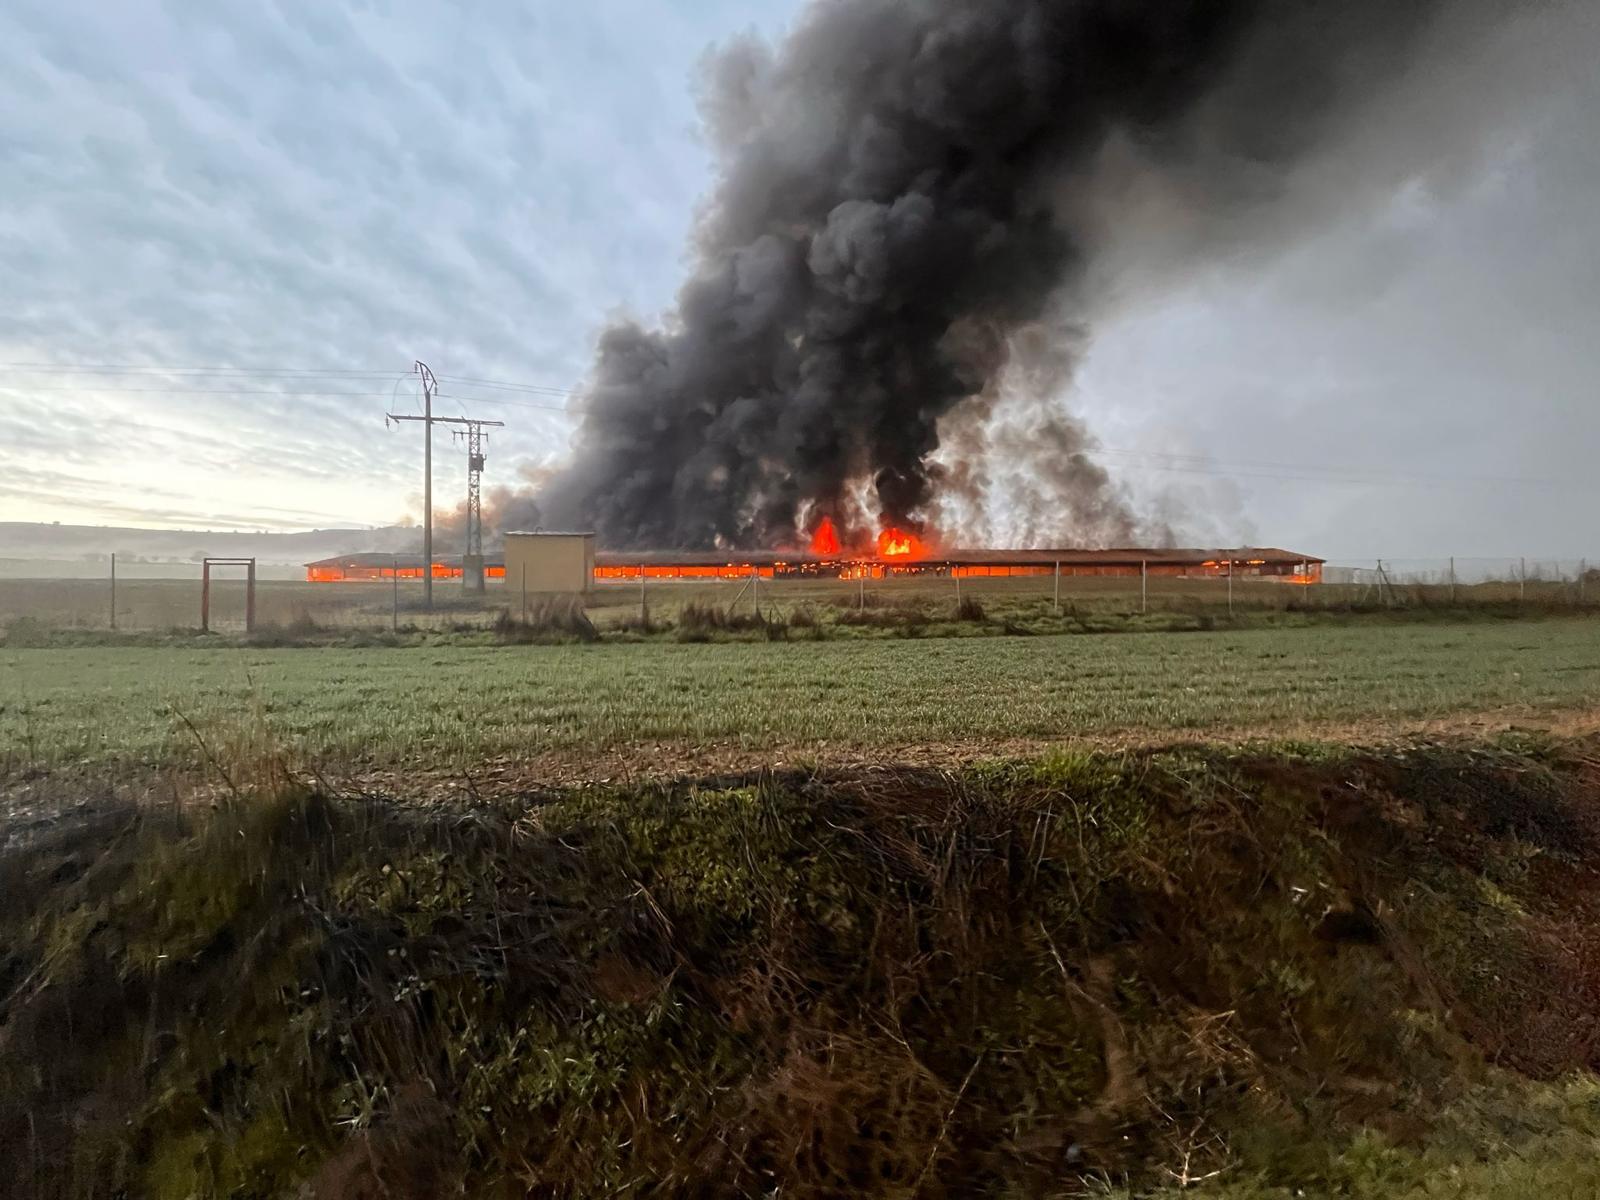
<box><xmin>539</xmin><ymin>0</ymin><xmax>1496</xmax><ymax>550</ymax></box>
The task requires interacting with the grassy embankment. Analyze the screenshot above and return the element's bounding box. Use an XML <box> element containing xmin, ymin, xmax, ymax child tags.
<box><xmin>3</xmin><ymin>738</ymin><xmax>1599</xmax><ymax>1197</ymax></box>
<box><xmin>5</xmin><ymin>619</ymin><xmax>1600</xmax><ymax>780</ymax></box>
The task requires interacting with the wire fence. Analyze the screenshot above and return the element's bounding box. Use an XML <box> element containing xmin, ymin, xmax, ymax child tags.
<box><xmin>2</xmin><ymin>555</ymin><xmax>1597</xmax><ymax>636</ymax></box>
<box><xmin>1325</xmin><ymin>558</ymin><xmax>1595</xmax><ymax>586</ymax></box>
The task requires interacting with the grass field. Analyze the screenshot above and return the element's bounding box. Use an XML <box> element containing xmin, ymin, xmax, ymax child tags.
<box><xmin>6</xmin><ymin>617</ymin><xmax>1599</xmax><ymax>779</ymax></box>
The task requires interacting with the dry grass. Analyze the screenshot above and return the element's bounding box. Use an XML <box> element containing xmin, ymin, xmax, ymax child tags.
<box><xmin>3</xmin><ymin>739</ymin><xmax>1599</xmax><ymax>1197</ymax></box>
<box><xmin>491</xmin><ymin>597</ymin><xmax>599</xmax><ymax>644</ymax></box>
<box><xmin>4</xmin><ymin>572</ymin><xmax>1597</xmax><ymax>641</ymax></box>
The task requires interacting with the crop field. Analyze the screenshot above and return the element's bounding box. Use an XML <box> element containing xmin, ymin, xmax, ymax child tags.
<box><xmin>5</xmin><ymin>617</ymin><xmax>1600</xmax><ymax>780</ymax></box>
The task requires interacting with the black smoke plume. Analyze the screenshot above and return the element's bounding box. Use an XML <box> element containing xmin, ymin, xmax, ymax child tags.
<box><xmin>539</xmin><ymin>0</ymin><xmax>1492</xmax><ymax>550</ymax></box>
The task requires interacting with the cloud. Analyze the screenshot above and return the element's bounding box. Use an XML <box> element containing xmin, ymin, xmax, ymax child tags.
<box><xmin>0</xmin><ymin>0</ymin><xmax>794</xmax><ymax>529</ymax></box>
<box><xmin>3</xmin><ymin>0</ymin><xmax>1596</xmax><ymax>559</ymax></box>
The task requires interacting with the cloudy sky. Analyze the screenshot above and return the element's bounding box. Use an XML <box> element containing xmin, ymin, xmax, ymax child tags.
<box><xmin>4</xmin><ymin>0</ymin><xmax>1597</xmax><ymax>560</ymax></box>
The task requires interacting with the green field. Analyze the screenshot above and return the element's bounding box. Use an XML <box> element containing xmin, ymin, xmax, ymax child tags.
<box><xmin>6</xmin><ymin>617</ymin><xmax>1599</xmax><ymax>779</ymax></box>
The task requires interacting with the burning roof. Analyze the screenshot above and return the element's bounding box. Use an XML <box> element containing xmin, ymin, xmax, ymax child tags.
<box><xmin>593</xmin><ymin>546</ymin><xmax>1322</xmax><ymax>570</ymax></box>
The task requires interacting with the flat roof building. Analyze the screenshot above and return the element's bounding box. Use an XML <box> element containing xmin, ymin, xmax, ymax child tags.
<box><xmin>504</xmin><ymin>531</ymin><xmax>596</xmax><ymax>595</ymax></box>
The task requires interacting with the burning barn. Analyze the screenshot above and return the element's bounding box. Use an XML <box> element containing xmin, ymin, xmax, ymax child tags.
<box><xmin>307</xmin><ymin>523</ymin><xmax>1321</xmax><ymax>587</ymax></box>
<box><xmin>593</xmin><ymin>544</ymin><xmax>1323</xmax><ymax>584</ymax></box>
<box><xmin>590</xmin><ymin>517</ymin><xmax>1322</xmax><ymax>583</ymax></box>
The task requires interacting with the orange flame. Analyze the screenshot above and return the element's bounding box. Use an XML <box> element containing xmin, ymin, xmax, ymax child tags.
<box><xmin>809</xmin><ymin>515</ymin><xmax>842</xmax><ymax>557</ymax></box>
<box><xmin>876</xmin><ymin>526</ymin><xmax>926</xmax><ymax>559</ymax></box>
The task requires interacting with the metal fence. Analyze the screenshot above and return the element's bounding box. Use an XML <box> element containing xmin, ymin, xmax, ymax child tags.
<box><xmin>1324</xmin><ymin>558</ymin><xmax>1594</xmax><ymax>586</ymax></box>
<box><xmin>2</xmin><ymin>554</ymin><xmax>1598</xmax><ymax>636</ymax></box>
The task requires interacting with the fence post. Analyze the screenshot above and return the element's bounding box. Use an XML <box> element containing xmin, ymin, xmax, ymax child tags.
<box><xmin>858</xmin><ymin>570</ymin><xmax>865</xmax><ymax>611</ymax></box>
<box><xmin>392</xmin><ymin>556</ymin><xmax>400</xmax><ymax>633</ymax></box>
<box><xmin>1520</xmin><ymin>557</ymin><xmax>1527</xmax><ymax>604</ymax></box>
<box><xmin>110</xmin><ymin>552</ymin><xmax>117</xmax><ymax>630</ymax></box>
<box><xmin>201</xmin><ymin>561</ymin><xmax>211</xmax><ymax>632</ymax></box>
<box><xmin>1053</xmin><ymin>560</ymin><xmax>1060</xmax><ymax>614</ymax></box>
<box><xmin>245</xmin><ymin>559</ymin><xmax>257</xmax><ymax>634</ymax></box>
<box><xmin>1227</xmin><ymin>558</ymin><xmax>1234</xmax><ymax>616</ymax></box>
<box><xmin>639</xmin><ymin>564</ymin><xmax>647</xmax><ymax>624</ymax></box>
<box><xmin>752</xmin><ymin>564</ymin><xmax>759</xmax><ymax>618</ymax></box>
<box><xmin>522</xmin><ymin>565</ymin><xmax>529</xmax><ymax>621</ymax></box>
<box><xmin>1141</xmin><ymin>559</ymin><xmax>1148</xmax><ymax>616</ymax></box>
<box><xmin>1449</xmin><ymin>556</ymin><xmax>1456</xmax><ymax>605</ymax></box>
<box><xmin>954</xmin><ymin>568</ymin><xmax>962</xmax><ymax>607</ymax></box>
<box><xmin>1580</xmin><ymin>559</ymin><xmax>1588</xmax><ymax>606</ymax></box>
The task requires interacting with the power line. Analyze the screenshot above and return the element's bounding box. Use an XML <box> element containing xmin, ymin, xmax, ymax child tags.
<box><xmin>0</xmin><ymin>363</ymin><xmax>585</xmax><ymax>407</ymax></box>
<box><xmin>0</xmin><ymin>386</ymin><xmax>397</xmax><ymax>397</ymax></box>
<box><xmin>436</xmin><ymin>391</ymin><xmax>573</xmax><ymax>414</ymax></box>
<box><xmin>4</xmin><ymin>359</ymin><xmax>1582</xmax><ymax>491</ymax></box>
<box><xmin>0</xmin><ymin>362</ymin><xmax>400</xmax><ymax>377</ymax></box>
<box><xmin>1091</xmin><ymin>446</ymin><xmax>1566</xmax><ymax>489</ymax></box>
<box><xmin>435</xmin><ymin>374</ymin><xmax>581</xmax><ymax>396</ymax></box>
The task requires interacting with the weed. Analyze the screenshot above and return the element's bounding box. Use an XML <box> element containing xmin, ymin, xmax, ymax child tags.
<box><xmin>954</xmin><ymin>596</ymin><xmax>986</xmax><ymax>622</ymax></box>
<box><xmin>675</xmin><ymin>600</ymin><xmax>786</xmax><ymax>641</ymax></box>
<box><xmin>493</xmin><ymin>598</ymin><xmax>598</xmax><ymax>644</ymax></box>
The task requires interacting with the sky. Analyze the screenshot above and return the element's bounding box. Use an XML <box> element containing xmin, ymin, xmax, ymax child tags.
<box><xmin>3</xmin><ymin>0</ymin><xmax>1597</xmax><ymax>560</ymax></box>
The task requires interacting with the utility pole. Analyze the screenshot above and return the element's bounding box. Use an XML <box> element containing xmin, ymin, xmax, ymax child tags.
<box><xmin>110</xmin><ymin>552</ymin><xmax>117</xmax><ymax>630</ymax></box>
<box><xmin>387</xmin><ymin>362</ymin><xmax>503</xmax><ymax>606</ymax></box>
<box><xmin>452</xmin><ymin>420</ymin><xmax>498</xmax><ymax>592</ymax></box>
<box><xmin>388</xmin><ymin>361</ymin><xmax>436</xmax><ymax>609</ymax></box>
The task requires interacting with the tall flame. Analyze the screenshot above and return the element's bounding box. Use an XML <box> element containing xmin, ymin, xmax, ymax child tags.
<box><xmin>876</xmin><ymin>527</ymin><xmax>926</xmax><ymax>559</ymax></box>
<box><xmin>809</xmin><ymin>515</ymin><xmax>841</xmax><ymax>557</ymax></box>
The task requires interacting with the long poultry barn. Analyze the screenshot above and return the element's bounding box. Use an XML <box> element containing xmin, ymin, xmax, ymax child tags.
<box><xmin>308</xmin><ymin>547</ymin><xmax>1323</xmax><ymax>585</ymax></box>
<box><xmin>593</xmin><ymin>547</ymin><xmax>1324</xmax><ymax>583</ymax></box>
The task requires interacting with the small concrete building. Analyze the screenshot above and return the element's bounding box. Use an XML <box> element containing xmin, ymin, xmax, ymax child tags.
<box><xmin>504</xmin><ymin>531</ymin><xmax>596</xmax><ymax>595</ymax></box>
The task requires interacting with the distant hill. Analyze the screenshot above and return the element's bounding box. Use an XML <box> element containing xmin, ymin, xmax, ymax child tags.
<box><xmin>0</xmin><ymin>522</ymin><xmax>417</xmax><ymax>579</ymax></box>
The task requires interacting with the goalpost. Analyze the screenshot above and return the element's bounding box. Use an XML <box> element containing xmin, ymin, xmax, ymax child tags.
<box><xmin>201</xmin><ymin>557</ymin><xmax>257</xmax><ymax>633</ymax></box>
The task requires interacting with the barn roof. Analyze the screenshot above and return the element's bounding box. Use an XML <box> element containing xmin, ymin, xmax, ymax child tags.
<box><xmin>592</xmin><ymin>546</ymin><xmax>1324</xmax><ymax>569</ymax></box>
<box><xmin>308</xmin><ymin>546</ymin><xmax>1322</xmax><ymax>571</ymax></box>
<box><xmin>304</xmin><ymin>553</ymin><xmax>506</xmax><ymax>569</ymax></box>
